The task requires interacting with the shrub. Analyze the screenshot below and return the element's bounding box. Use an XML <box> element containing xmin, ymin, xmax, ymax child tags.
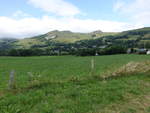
<box><xmin>75</xmin><ymin>48</ymin><xmax>96</xmax><ymax>56</ymax></box>
<box><xmin>98</xmin><ymin>46</ymin><xmax>127</xmax><ymax>55</ymax></box>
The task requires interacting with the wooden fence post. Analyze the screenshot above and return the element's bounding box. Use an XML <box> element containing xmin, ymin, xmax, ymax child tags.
<box><xmin>91</xmin><ymin>58</ymin><xmax>95</xmax><ymax>76</ymax></box>
<box><xmin>8</xmin><ymin>70</ymin><xmax>15</xmax><ymax>89</ymax></box>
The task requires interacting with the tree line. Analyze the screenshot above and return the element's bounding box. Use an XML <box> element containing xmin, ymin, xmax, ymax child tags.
<box><xmin>0</xmin><ymin>45</ymin><xmax>127</xmax><ymax>56</ymax></box>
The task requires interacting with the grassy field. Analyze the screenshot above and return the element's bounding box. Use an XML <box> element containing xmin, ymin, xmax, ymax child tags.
<box><xmin>0</xmin><ymin>55</ymin><xmax>150</xmax><ymax>113</ymax></box>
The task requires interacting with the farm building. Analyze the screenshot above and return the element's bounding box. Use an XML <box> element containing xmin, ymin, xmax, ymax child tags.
<box><xmin>136</xmin><ymin>49</ymin><xmax>147</xmax><ymax>54</ymax></box>
<box><xmin>147</xmin><ymin>50</ymin><xmax>150</xmax><ymax>55</ymax></box>
<box><xmin>127</xmin><ymin>48</ymin><xmax>132</xmax><ymax>54</ymax></box>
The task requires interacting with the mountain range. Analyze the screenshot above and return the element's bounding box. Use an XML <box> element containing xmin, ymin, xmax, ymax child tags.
<box><xmin>0</xmin><ymin>27</ymin><xmax>150</xmax><ymax>50</ymax></box>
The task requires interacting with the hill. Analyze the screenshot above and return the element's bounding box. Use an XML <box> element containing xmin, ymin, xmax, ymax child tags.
<box><xmin>14</xmin><ymin>30</ymin><xmax>116</xmax><ymax>49</ymax></box>
<box><xmin>0</xmin><ymin>38</ymin><xmax>17</xmax><ymax>50</ymax></box>
<box><xmin>108</xmin><ymin>27</ymin><xmax>150</xmax><ymax>48</ymax></box>
<box><xmin>0</xmin><ymin>27</ymin><xmax>150</xmax><ymax>50</ymax></box>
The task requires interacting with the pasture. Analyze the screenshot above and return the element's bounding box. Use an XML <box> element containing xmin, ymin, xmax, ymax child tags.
<box><xmin>0</xmin><ymin>55</ymin><xmax>150</xmax><ymax>113</ymax></box>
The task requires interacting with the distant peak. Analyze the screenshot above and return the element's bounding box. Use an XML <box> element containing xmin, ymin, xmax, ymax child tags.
<box><xmin>47</xmin><ymin>30</ymin><xmax>59</xmax><ymax>35</ymax></box>
<box><xmin>47</xmin><ymin>30</ymin><xmax>73</xmax><ymax>35</ymax></box>
<box><xmin>51</xmin><ymin>30</ymin><xmax>59</xmax><ymax>32</ymax></box>
<box><xmin>62</xmin><ymin>30</ymin><xmax>72</xmax><ymax>33</ymax></box>
<box><xmin>91</xmin><ymin>30</ymin><xmax>103</xmax><ymax>34</ymax></box>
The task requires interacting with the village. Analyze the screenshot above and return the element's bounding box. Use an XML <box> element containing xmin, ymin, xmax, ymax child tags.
<box><xmin>127</xmin><ymin>48</ymin><xmax>150</xmax><ymax>55</ymax></box>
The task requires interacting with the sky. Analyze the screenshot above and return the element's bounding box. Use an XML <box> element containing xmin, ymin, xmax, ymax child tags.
<box><xmin>0</xmin><ymin>0</ymin><xmax>150</xmax><ymax>38</ymax></box>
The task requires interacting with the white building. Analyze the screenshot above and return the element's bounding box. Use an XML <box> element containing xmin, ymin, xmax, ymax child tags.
<box><xmin>147</xmin><ymin>50</ymin><xmax>150</xmax><ymax>55</ymax></box>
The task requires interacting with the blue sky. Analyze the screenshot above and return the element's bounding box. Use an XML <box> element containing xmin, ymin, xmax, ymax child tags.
<box><xmin>0</xmin><ymin>0</ymin><xmax>123</xmax><ymax>21</ymax></box>
<box><xmin>0</xmin><ymin>0</ymin><xmax>150</xmax><ymax>38</ymax></box>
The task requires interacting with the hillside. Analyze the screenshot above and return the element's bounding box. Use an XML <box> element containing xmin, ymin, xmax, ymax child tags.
<box><xmin>108</xmin><ymin>27</ymin><xmax>150</xmax><ymax>48</ymax></box>
<box><xmin>0</xmin><ymin>27</ymin><xmax>150</xmax><ymax>50</ymax></box>
<box><xmin>0</xmin><ymin>38</ymin><xmax>17</xmax><ymax>50</ymax></box>
<box><xmin>113</xmin><ymin>27</ymin><xmax>150</xmax><ymax>42</ymax></box>
<box><xmin>14</xmin><ymin>30</ymin><xmax>116</xmax><ymax>49</ymax></box>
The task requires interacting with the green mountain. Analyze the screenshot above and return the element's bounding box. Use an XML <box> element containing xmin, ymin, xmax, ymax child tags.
<box><xmin>0</xmin><ymin>38</ymin><xmax>17</xmax><ymax>50</ymax></box>
<box><xmin>14</xmin><ymin>30</ymin><xmax>116</xmax><ymax>49</ymax></box>
<box><xmin>109</xmin><ymin>27</ymin><xmax>150</xmax><ymax>48</ymax></box>
<box><xmin>0</xmin><ymin>27</ymin><xmax>150</xmax><ymax>50</ymax></box>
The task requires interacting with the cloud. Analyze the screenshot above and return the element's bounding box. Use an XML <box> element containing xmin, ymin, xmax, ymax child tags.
<box><xmin>12</xmin><ymin>10</ymin><xmax>31</xmax><ymax>18</ymax></box>
<box><xmin>1</xmin><ymin>0</ymin><xmax>146</xmax><ymax>38</ymax></box>
<box><xmin>28</xmin><ymin>0</ymin><xmax>80</xmax><ymax>16</ymax></box>
<box><xmin>113</xmin><ymin>0</ymin><xmax>125</xmax><ymax>12</ymax></box>
<box><xmin>114</xmin><ymin>0</ymin><xmax>150</xmax><ymax>25</ymax></box>
<box><xmin>0</xmin><ymin>15</ymin><xmax>142</xmax><ymax>38</ymax></box>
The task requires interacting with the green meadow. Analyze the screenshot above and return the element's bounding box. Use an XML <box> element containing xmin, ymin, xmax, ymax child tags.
<box><xmin>0</xmin><ymin>55</ymin><xmax>150</xmax><ymax>113</ymax></box>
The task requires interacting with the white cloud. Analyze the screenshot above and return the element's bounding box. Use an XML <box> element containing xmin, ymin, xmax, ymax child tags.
<box><xmin>28</xmin><ymin>0</ymin><xmax>80</xmax><ymax>16</ymax></box>
<box><xmin>0</xmin><ymin>16</ymin><xmax>142</xmax><ymax>38</ymax></box>
<box><xmin>114</xmin><ymin>0</ymin><xmax>150</xmax><ymax>25</ymax></box>
<box><xmin>1</xmin><ymin>0</ymin><xmax>146</xmax><ymax>38</ymax></box>
<box><xmin>12</xmin><ymin>10</ymin><xmax>31</xmax><ymax>18</ymax></box>
<box><xmin>113</xmin><ymin>0</ymin><xmax>125</xmax><ymax>12</ymax></box>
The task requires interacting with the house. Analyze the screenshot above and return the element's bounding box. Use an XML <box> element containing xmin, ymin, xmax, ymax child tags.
<box><xmin>147</xmin><ymin>50</ymin><xmax>150</xmax><ymax>55</ymax></box>
<box><xmin>95</xmin><ymin>52</ymin><xmax>99</xmax><ymax>56</ymax></box>
<box><xmin>127</xmin><ymin>48</ymin><xmax>132</xmax><ymax>54</ymax></box>
<box><xmin>99</xmin><ymin>45</ymin><xmax>107</xmax><ymax>49</ymax></box>
<box><xmin>136</xmin><ymin>49</ymin><xmax>147</xmax><ymax>54</ymax></box>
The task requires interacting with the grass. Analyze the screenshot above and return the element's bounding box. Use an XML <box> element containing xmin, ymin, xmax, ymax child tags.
<box><xmin>0</xmin><ymin>54</ymin><xmax>150</xmax><ymax>113</ymax></box>
<box><xmin>15</xmin><ymin>38</ymin><xmax>46</xmax><ymax>49</ymax></box>
<box><xmin>101</xmin><ymin>61</ymin><xmax>150</xmax><ymax>80</ymax></box>
<box><xmin>14</xmin><ymin>31</ymin><xmax>117</xmax><ymax>47</ymax></box>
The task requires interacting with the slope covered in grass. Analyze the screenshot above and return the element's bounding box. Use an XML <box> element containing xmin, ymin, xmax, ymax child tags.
<box><xmin>1</xmin><ymin>27</ymin><xmax>150</xmax><ymax>50</ymax></box>
<box><xmin>0</xmin><ymin>55</ymin><xmax>150</xmax><ymax>113</ymax></box>
<box><xmin>14</xmin><ymin>30</ymin><xmax>116</xmax><ymax>49</ymax></box>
